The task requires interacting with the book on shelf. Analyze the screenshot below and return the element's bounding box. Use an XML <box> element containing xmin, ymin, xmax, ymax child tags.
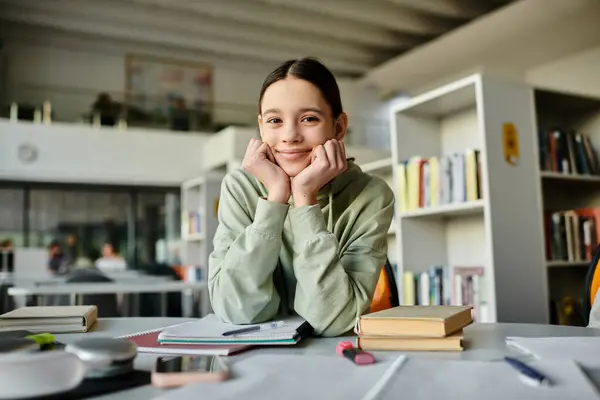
<box><xmin>182</xmin><ymin>210</ymin><xmax>202</xmax><ymax>236</ymax></box>
<box><xmin>545</xmin><ymin>208</ymin><xmax>599</xmax><ymax>263</ymax></box>
<box><xmin>402</xmin><ymin>265</ymin><xmax>487</xmax><ymax>322</ymax></box>
<box><xmin>538</xmin><ymin>129</ymin><xmax>600</xmax><ymax>175</ymax></box>
<box><xmin>397</xmin><ymin>149</ymin><xmax>482</xmax><ymax>213</ymax></box>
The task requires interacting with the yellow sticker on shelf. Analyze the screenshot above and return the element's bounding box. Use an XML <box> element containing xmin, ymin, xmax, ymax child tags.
<box><xmin>214</xmin><ymin>198</ymin><xmax>219</xmax><ymax>216</ymax></box>
<box><xmin>502</xmin><ymin>122</ymin><xmax>519</xmax><ymax>166</ymax></box>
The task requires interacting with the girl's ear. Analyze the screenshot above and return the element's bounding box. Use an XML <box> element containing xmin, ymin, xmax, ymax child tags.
<box><xmin>334</xmin><ymin>112</ymin><xmax>348</xmax><ymax>141</ymax></box>
<box><xmin>257</xmin><ymin>114</ymin><xmax>265</xmax><ymax>140</ymax></box>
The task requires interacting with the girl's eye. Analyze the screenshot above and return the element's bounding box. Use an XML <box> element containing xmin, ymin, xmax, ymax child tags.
<box><xmin>267</xmin><ymin>117</ymin><xmax>282</xmax><ymax>124</ymax></box>
<box><xmin>302</xmin><ymin>116</ymin><xmax>319</xmax><ymax>123</ymax></box>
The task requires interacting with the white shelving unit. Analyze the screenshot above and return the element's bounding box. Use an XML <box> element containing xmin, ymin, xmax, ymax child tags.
<box><xmin>389</xmin><ymin>74</ymin><xmax>548</xmax><ymax>324</ymax></box>
<box><xmin>533</xmin><ymin>88</ymin><xmax>600</xmax><ymax>324</ymax></box>
<box><xmin>180</xmin><ymin>172</ymin><xmax>224</xmax><ymax>316</ymax></box>
<box><xmin>181</xmin><ymin>173</ymin><xmax>224</xmax><ymax>272</ymax></box>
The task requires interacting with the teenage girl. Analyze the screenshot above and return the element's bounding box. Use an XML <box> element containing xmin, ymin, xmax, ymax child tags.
<box><xmin>208</xmin><ymin>57</ymin><xmax>394</xmax><ymax>337</ymax></box>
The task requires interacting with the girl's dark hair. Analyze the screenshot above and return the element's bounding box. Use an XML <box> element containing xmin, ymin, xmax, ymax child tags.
<box><xmin>258</xmin><ymin>57</ymin><xmax>343</xmax><ymax>118</ymax></box>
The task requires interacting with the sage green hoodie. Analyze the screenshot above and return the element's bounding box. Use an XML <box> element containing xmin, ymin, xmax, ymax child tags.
<box><xmin>208</xmin><ymin>160</ymin><xmax>394</xmax><ymax>337</ymax></box>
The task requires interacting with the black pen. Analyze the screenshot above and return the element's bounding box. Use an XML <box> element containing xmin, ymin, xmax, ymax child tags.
<box><xmin>222</xmin><ymin>321</ymin><xmax>285</xmax><ymax>337</ymax></box>
<box><xmin>504</xmin><ymin>357</ymin><xmax>552</xmax><ymax>386</ymax></box>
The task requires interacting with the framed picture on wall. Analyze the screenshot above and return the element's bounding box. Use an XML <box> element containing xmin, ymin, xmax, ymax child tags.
<box><xmin>125</xmin><ymin>54</ymin><xmax>214</xmax><ymax>131</ymax></box>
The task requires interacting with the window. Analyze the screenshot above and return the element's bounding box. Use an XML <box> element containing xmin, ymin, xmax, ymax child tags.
<box><xmin>28</xmin><ymin>188</ymin><xmax>131</xmax><ymax>267</ymax></box>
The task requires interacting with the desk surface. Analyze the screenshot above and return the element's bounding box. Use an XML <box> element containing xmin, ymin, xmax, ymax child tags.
<box><xmin>52</xmin><ymin>318</ymin><xmax>600</xmax><ymax>399</ymax></box>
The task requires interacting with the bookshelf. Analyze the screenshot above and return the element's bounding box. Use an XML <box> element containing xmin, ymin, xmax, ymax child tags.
<box><xmin>390</xmin><ymin>74</ymin><xmax>548</xmax><ymax>324</ymax></box>
<box><xmin>534</xmin><ymin>88</ymin><xmax>600</xmax><ymax>325</ymax></box>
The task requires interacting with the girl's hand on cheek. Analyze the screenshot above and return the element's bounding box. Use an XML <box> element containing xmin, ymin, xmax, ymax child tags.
<box><xmin>242</xmin><ymin>138</ymin><xmax>291</xmax><ymax>204</ymax></box>
<box><xmin>291</xmin><ymin>139</ymin><xmax>347</xmax><ymax>206</ymax></box>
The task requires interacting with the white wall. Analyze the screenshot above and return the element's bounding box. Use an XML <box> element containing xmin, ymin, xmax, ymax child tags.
<box><xmin>0</xmin><ymin>119</ymin><xmax>207</xmax><ymax>186</ymax></box>
<box><xmin>526</xmin><ymin>45</ymin><xmax>600</xmax><ymax>97</ymax></box>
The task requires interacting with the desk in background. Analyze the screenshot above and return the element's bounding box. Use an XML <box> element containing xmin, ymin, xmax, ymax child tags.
<box><xmin>7</xmin><ymin>281</ymin><xmax>207</xmax><ymax>317</ymax></box>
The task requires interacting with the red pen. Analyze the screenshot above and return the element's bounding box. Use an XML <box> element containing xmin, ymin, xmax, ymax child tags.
<box><xmin>337</xmin><ymin>341</ymin><xmax>375</xmax><ymax>366</ymax></box>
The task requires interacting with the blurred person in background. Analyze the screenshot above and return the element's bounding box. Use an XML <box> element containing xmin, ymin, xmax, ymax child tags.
<box><xmin>0</xmin><ymin>239</ymin><xmax>14</xmax><ymax>273</ymax></box>
<box><xmin>48</xmin><ymin>240</ymin><xmax>70</xmax><ymax>275</ymax></box>
<box><xmin>95</xmin><ymin>241</ymin><xmax>127</xmax><ymax>271</ymax></box>
<box><xmin>91</xmin><ymin>92</ymin><xmax>117</xmax><ymax>126</ymax></box>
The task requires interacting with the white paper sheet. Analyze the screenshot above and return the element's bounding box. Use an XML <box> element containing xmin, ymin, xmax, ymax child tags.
<box><xmin>507</xmin><ymin>336</ymin><xmax>600</xmax><ymax>369</ymax></box>
<box><xmin>157</xmin><ymin>354</ymin><xmax>401</xmax><ymax>400</ymax></box>
<box><xmin>378</xmin><ymin>357</ymin><xmax>600</xmax><ymax>400</ymax></box>
<box><xmin>157</xmin><ymin>354</ymin><xmax>599</xmax><ymax>400</ymax></box>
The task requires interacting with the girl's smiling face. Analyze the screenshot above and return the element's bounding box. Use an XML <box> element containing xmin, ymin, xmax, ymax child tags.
<box><xmin>258</xmin><ymin>76</ymin><xmax>347</xmax><ymax>177</ymax></box>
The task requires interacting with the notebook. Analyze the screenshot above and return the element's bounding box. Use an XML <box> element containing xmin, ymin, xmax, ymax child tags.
<box><xmin>157</xmin><ymin>314</ymin><xmax>312</xmax><ymax>345</ymax></box>
<box><xmin>0</xmin><ymin>306</ymin><xmax>97</xmax><ymax>333</ymax></box>
<box><xmin>357</xmin><ymin>330</ymin><xmax>464</xmax><ymax>352</ymax></box>
<box><xmin>118</xmin><ymin>325</ymin><xmax>251</xmax><ymax>356</ymax></box>
<box><xmin>356</xmin><ymin>305</ymin><xmax>473</xmax><ymax>337</ymax></box>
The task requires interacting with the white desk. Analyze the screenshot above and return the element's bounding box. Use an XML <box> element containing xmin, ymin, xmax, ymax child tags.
<box><xmin>0</xmin><ymin>271</ymin><xmax>172</xmax><ymax>287</ymax></box>
<box><xmin>7</xmin><ymin>282</ymin><xmax>207</xmax><ymax>316</ymax></box>
<box><xmin>52</xmin><ymin>318</ymin><xmax>600</xmax><ymax>399</ymax></box>
<box><xmin>7</xmin><ymin>281</ymin><xmax>206</xmax><ymax>296</ymax></box>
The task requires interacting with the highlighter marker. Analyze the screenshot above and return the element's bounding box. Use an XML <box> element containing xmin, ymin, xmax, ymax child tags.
<box><xmin>336</xmin><ymin>341</ymin><xmax>375</xmax><ymax>366</ymax></box>
<box><xmin>25</xmin><ymin>333</ymin><xmax>56</xmax><ymax>346</ymax></box>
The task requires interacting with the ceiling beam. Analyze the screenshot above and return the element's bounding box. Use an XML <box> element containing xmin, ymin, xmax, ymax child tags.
<box><xmin>0</xmin><ymin>21</ymin><xmax>281</xmax><ymax>78</ymax></box>
<box><xmin>383</xmin><ymin>0</ymin><xmax>491</xmax><ymax>18</ymax></box>
<box><xmin>126</xmin><ymin>0</ymin><xmax>407</xmax><ymax>49</ymax></box>
<box><xmin>259</xmin><ymin>0</ymin><xmax>456</xmax><ymax>35</ymax></box>
<box><xmin>0</xmin><ymin>4</ymin><xmax>370</xmax><ymax>75</ymax></box>
<box><xmin>3</xmin><ymin>0</ymin><xmax>377</xmax><ymax>65</ymax></box>
<box><xmin>362</xmin><ymin>0</ymin><xmax>600</xmax><ymax>93</ymax></box>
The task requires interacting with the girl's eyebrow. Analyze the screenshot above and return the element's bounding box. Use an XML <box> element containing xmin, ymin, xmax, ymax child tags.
<box><xmin>262</xmin><ymin>108</ymin><xmax>281</xmax><ymax>116</ymax></box>
<box><xmin>299</xmin><ymin>107</ymin><xmax>324</xmax><ymax>116</ymax></box>
<box><xmin>262</xmin><ymin>107</ymin><xmax>324</xmax><ymax>116</ymax></box>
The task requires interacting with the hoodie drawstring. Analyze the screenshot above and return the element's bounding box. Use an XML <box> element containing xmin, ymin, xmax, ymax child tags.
<box><xmin>328</xmin><ymin>190</ymin><xmax>333</xmax><ymax>233</ymax></box>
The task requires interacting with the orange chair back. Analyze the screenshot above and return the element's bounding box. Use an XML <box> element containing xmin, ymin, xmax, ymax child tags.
<box><xmin>370</xmin><ymin>260</ymin><xmax>399</xmax><ymax>313</ymax></box>
<box><xmin>590</xmin><ymin>256</ymin><xmax>600</xmax><ymax>306</ymax></box>
<box><xmin>590</xmin><ymin>265</ymin><xmax>600</xmax><ymax>309</ymax></box>
<box><xmin>584</xmin><ymin>245</ymin><xmax>600</xmax><ymax>324</ymax></box>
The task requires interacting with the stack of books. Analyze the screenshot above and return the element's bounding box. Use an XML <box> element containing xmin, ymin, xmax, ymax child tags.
<box><xmin>355</xmin><ymin>305</ymin><xmax>473</xmax><ymax>352</ymax></box>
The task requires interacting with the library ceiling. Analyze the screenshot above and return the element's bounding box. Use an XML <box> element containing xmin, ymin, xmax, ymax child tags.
<box><xmin>0</xmin><ymin>0</ymin><xmax>514</xmax><ymax>76</ymax></box>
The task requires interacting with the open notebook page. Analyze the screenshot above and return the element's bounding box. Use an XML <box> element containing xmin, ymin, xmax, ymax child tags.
<box><xmin>158</xmin><ymin>314</ymin><xmax>306</xmax><ymax>342</ymax></box>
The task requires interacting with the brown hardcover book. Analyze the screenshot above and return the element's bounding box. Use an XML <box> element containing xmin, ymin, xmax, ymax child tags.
<box><xmin>356</xmin><ymin>305</ymin><xmax>473</xmax><ymax>338</ymax></box>
<box><xmin>357</xmin><ymin>330</ymin><xmax>464</xmax><ymax>352</ymax></box>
